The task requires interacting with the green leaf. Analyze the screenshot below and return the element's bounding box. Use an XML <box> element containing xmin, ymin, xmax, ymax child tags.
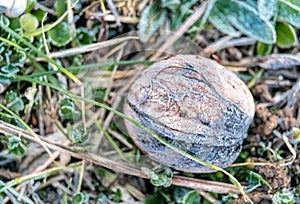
<box><xmin>48</xmin><ymin>21</ymin><xmax>73</xmax><ymax>47</ymax></box>
<box><xmin>173</xmin><ymin>187</ymin><xmax>201</xmax><ymax>204</ymax></box>
<box><xmin>224</xmin><ymin>0</ymin><xmax>276</xmax><ymax>44</ymax></box>
<box><xmin>0</xmin><ymin>15</ymin><xmax>10</xmax><ymax>27</ymax></box>
<box><xmin>5</xmin><ymin>90</ymin><xmax>24</xmax><ymax>114</ymax></box>
<box><xmin>25</xmin><ymin>0</ymin><xmax>36</xmax><ymax>13</ymax></box>
<box><xmin>276</xmin><ymin>21</ymin><xmax>298</xmax><ymax>48</ymax></box>
<box><xmin>20</xmin><ymin>13</ymin><xmax>39</xmax><ymax>32</ymax></box>
<box><xmin>145</xmin><ymin>192</ymin><xmax>166</xmax><ymax>204</ymax></box>
<box><xmin>209</xmin><ymin>2</ymin><xmax>239</xmax><ymax>37</ymax></box>
<box><xmin>8</xmin><ymin>136</ymin><xmax>28</xmax><ymax>156</ymax></box>
<box><xmin>76</xmin><ymin>27</ymin><xmax>98</xmax><ymax>45</ymax></box>
<box><xmin>199</xmin><ymin>0</ymin><xmax>217</xmax><ymax>28</ymax></box>
<box><xmin>272</xmin><ymin>188</ymin><xmax>295</xmax><ymax>204</ymax></box>
<box><xmin>72</xmin><ymin>192</ymin><xmax>89</xmax><ymax>204</ymax></box>
<box><xmin>137</xmin><ymin>3</ymin><xmax>167</xmax><ymax>42</ymax></box>
<box><xmin>258</xmin><ymin>0</ymin><xmax>277</xmax><ymax>20</ymax></box>
<box><xmin>55</xmin><ymin>0</ymin><xmax>67</xmax><ymax>18</ymax></box>
<box><xmin>1</xmin><ymin>65</ymin><xmax>19</xmax><ymax>75</ymax></box>
<box><xmin>141</xmin><ymin>167</ymin><xmax>173</xmax><ymax>187</ymax></box>
<box><xmin>296</xmin><ymin>183</ymin><xmax>300</xmax><ymax>198</ymax></box>
<box><xmin>256</xmin><ymin>42</ymin><xmax>273</xmax><ymax>56</ymax></box>
<box><xmin>246</xmin><ymin>171</ymin><xmax>272</xmax><ymax>192</ymax></box>
<box><xmin>59</xmin><ymin>98</ymin><xmax>81</xmax><ymax>120</ymax></box>
<box><xmin>111</xmin><ymin>188</ymin><xmax>122</xmax><ymax>203</ymax></box>
<box><xmin>161</xmin><ymin>0</ymin><xmax>181</xmax><ymax>11</ymax></box>
<box><xmin>170</xmin><ymin>0</ymin><xmax>197</xmax><ymax>30</ymax></box>
<box><xmin>96</xmin><ymin>193</ymin><xmax>107</xmax><ymax>204</ymax></box>
<box><xmin>278</xmin><ymin>0</ymin><xmax>300</xmax><ymax>28</ymax></box>
<box><xmin>67</xmin><ymin>124</ymin><xmax>89</xmax><ymax>144</ymax></box>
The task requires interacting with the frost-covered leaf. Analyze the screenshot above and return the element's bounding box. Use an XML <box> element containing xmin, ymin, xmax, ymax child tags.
<box><xmin>76</xmin><ymin>27</ymin><xmax>98</xmax><ymax>45</ymax></box>
<box><xmin>246</xmin><ymin>171</ymin><xmax>271</xmax><ymax>192</ymax></box>
<box><xmin>141</xmin><ymin>167</ymin><xmax>173</xmax><ymax>187</ymax></box>
<box><xmin>67</xmin><ymin>124</ymin><xmax>89</xmax><ymax>144</ymax></box>
<box><xmin>258</xmin><ymin>0</ymin><xmax>277</xmax><ymax>20</ymax></box>
<box><xmin>272</xmin><ymin>188</ymin><xmax>295</xmax><ymax>204</ymax></box>
<box><xmin>72</xmin><ymin>192</ymin><xmax>89</xmax><ymax>204</ymax></box>
<box><xmin>48</xmin><ymin>21</ymin><xmax>73</xmax><ymax>47</ymax></box>
<box><xmin>5</xmin><ymin>90</ymin><xmax>24</xmax><ymax>114</ymax></box>
<box><xmin>1</xmin><ymin>65</ymin><xmax>19</xmax><ymax>75</ymax></box>
<box><xmin>199</xmin><ymin>0</ymin><xmax>217</xmax><ymax>28</ymax></box>
<box><xmin>0</xmin><ymin>15</ymin><xmax>10</xmax><ymax>26</ymax></box>
<box><xmin>59</xmin><ymin>98</ymin><xmax>81</xmax><ymax>120</ymax></box>
<box><xmin>209</xmin><ymin>2</ymin><xmax>239</xmax><ymax>36</ymax></box>
<box><xmin>222</xmin><ymin>0</ymin><xmax>276</xmax><ymax>44</ymax></box>
<box><xmin>234</xmin><ymin>0</ymin><xmax>258</xmax><ymax>14</ymax></box>
<box><xmin>173</xmin><ymin>187</ymin><xmax>200</xmax><ymax>204</ymax></box>
<box><xmin>137</xmin><ymin>3</ymin><xmax>167</xmax><ymax>42</ymax></box>
<box><xmin>170</xmin><ymin>0</ymin><xmax>197</xmax><ymax>30</ymax></box>
<box><xmin>161</xmin><ymin>0</ymin><xmax>180</xmax><ymax>11</ymax></box>
<box><xmin>8</xmin><ymin>136</ymin><xmax>28</xmax><ymax>156</ymax></box>
<box><xmin>276</xmin><ymin>21</ymin><xmax>298</xmax><ymax>48</ymax></box>
<box><xmin>278</xmin><ymin>0</ymin><xmax>300</xmax><ymax>28</ymax></box>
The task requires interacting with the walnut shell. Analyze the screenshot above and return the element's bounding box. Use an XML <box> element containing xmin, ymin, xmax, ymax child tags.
<box><xmin>123</xmin><ymin>55</ymin><xmax>255</xmax><ymax>173</ymax></box>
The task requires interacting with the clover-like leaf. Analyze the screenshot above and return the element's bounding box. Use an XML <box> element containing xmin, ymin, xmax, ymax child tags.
<box><xmin>5</xmin><ymin>90</ymin><xmax>24</xmax><ymax>114</ymax></box>
<box><xmin>246</xmin><ymin>171</ymin><xmax>272</xmax><ymax>192</ymax></box>
<box><xmin>278</xmin><ymin>0</ymin><xmax>300</xmax><ymax>28</ymax></box>
<box><xmin>173</xmin><ymin>187</ymin><xmax>200</xmax><ymax>204</ymax></box>
<box><xmin>67</xmin><ymin>124</ymin><xmax>89</xmax><ymax>144</ymax></box>
<box><xmin>137</xmin><ymin>3</ymin><xmax>167</xmax><ymax>42</ymax></box>
<box><xmin>59</xmin><ymin>98</ymin><xmax>81</xmax><ymax>120</ymax></box>
<box><xmin>258</xmin><ymin>0</ymin><xmax>277</xmax><ymax>20</ymax></box>
<box><xmin>141</xmin><ymin>167</ymin><xmax>173</xmax><ymax>187</ymax></box>
<box><xmin>272</xmin><ymin>188</ymin><xmax>295</xmax><ymax>204</ymax></box>
<box><xmin>48</xmin><ymin>21</ymin><xmax>73</xmax><ymax>47</ymax></box>
<box><xmin>72</xmin><ymin>192</ymin><xmax>89</xmax><ymax>204</ymax></box>
<box><xmin>76</xmin><ymin>27</ymin><xmax>98</xmax><ymax>45</ymax></box>
<box><xmin>8</xmin><ymin>136</ymin><xmax>28</xmax><ymax>156</ymax></box>
<box><xmin>1</xmin><ymin>65</ymin><xmax>19</xmax><ymax>75</ymax></box>
<box><xmin>276</xmin><ymin>21</ymin><xmax>298</xmax><ymax>48</ymax></box>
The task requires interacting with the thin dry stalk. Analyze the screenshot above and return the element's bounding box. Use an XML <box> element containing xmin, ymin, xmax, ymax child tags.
<box><xmin>150</xmin><ymin>1</ymin><xmax>209</xmax><ymax>60</ymax></box>
<box><xmin>48</xmin><ymin>36</ymin><xmax>139</xmax><ymax>58</ymax></box>
<box><xmin>0</xmin><ymin>120</ymin><xmax>243</xmax><ymax>195</ymax></box>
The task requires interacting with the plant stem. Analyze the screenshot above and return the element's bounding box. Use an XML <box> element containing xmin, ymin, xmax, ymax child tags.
<box><xmin>0</xmin><ymin>164</ymin><xmax>81</xmax><ymax>193</ymax></box>
<box><xmin>0</xmin><ymin>22</ymin><xmax>81</xmax><ymax>85</ymax></box>
<box><xmin>7</xmin><ymin>74</ymin><xmax>252</xmax><ymax>203</ymax></box>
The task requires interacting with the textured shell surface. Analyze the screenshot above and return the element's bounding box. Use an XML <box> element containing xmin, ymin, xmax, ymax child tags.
<box><xmin>123</xmin><ymin>55</ymin><xmax>255</xmax><ymax>173</ymax></box>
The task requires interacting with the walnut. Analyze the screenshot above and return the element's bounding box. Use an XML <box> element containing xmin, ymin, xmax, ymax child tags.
<box><xmin>124</xmin><ymin>55</ymin><xmax>255</xmax><ymax>173</ymax></box>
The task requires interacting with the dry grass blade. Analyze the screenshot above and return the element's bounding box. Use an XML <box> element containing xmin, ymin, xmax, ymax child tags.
<box><xmin>48</xmin><ymin>36</ymin><xmax>139</xmax><ymax>58</ymax></box>
<box><xmin>0</xmin><ymin>119</ymin><xmax>243</xmax><ymax>195</ymax></box>
<box><xmin>150</xmin><ymin>1</ymin><xmax>209</xmax><ymax>60</ymax></box>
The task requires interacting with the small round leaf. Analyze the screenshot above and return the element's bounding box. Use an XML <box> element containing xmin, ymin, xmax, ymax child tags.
<box><xmin>20</xmin><ymin>13</ymin><xmax>39</xmax><ymax>32</ymax></box>
<box><xmin>48</xmin><ymin>21</ymin><xmax>73</xmax><ymax>47</ymax></box>
<box><xmin>276</xmin><ymin>21</ymin><xmax>298</xmax><ymax>48</ymax></box>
